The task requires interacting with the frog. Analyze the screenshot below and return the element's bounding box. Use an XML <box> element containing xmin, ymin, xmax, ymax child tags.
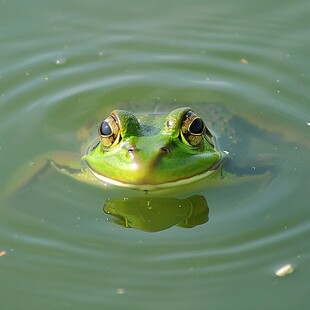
<box><xmin>84</xmin><ymin>107</ymin><xmax>223</xmax><ymax>191</ymax></box>
<box><xmin>5</xmin><ymin>105</ymin><xmax>274</xmax><ymax>198</ymax></box>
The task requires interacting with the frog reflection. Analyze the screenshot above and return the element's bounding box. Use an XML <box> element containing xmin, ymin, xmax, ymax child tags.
<box><xmin>103</xmin><ymin>195</ymin><xmax>209</xmax><ymax>232</ymax></box>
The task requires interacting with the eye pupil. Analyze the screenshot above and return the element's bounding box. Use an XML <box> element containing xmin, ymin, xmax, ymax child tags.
<box><xmin>179</xmin><ymin>111</ymin><xmax>210</xmax><ymax>147</ymax></box>
<box><xmin>98</xmin><ymin>114</ymin><xmax>121</xmax><ymax>149</ymax></box>
<box><xmin>100</xmin><ymin>121</ymin><xmax>112</xmax><ymax>136</ymax></box>
<box><xmin>190</xmin><ymin>118</ymin><xmax>204</xmax><ymax>134</ymax></box>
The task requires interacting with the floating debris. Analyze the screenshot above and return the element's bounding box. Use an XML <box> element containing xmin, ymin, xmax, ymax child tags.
<box><xmin>0</xmin><ymin>250</ymin><xmax>7</xmax><ymax>257</ymax></box>
<box><xmin>116</xmin><ymin>288</ymin><xmax>125</xmax><ymax>295</ymax></box>
<box><xmin>55</xmin><ymin>57</ymin><xmax>66</xmax><ymax>65</ymax></box>
<box><xmin>240</xmin><ymin>58</ymin><xmax>249</xmax><ymax>65</ymax></box>
<box><xmin>307</xmin><ymin>122</ymin><xmax>310</xmax><ymax>126</ymax></box>
<box><xmin>275</xmin><ymin>263</ymin><xmax>294</xmax><ymax>277</ymax></box>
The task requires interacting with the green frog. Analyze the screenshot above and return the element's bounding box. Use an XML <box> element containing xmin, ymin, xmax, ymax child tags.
<box><xmin>84</xmin><ymin>107</ymin><xmax>223</xmax><ymax>190</ymax></box>
<box><xmin>6</xmin><ymin>105</ymin><xmax>273</xmax><ymax>197</ymax></box>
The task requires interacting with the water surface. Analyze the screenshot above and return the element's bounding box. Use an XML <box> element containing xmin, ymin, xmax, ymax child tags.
<box><xmin>0</xmin><ymin>0</ymin><xmax>309</xmax><ymax>309</ymax></box>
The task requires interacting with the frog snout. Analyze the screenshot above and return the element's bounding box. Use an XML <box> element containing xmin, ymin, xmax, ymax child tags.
<box><xmin>127</xmin><ymin>146</ymin><xmax>170</xmax><ymax>156</ymax></box>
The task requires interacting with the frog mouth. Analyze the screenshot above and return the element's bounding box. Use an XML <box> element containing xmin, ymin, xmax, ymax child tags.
<box><xmin>84</xmin><ymin>137</ymin><xmax>223</xmax><ymax>191</ymax></box>
<box><xmin>87</xmin><ymin>154</ymin><xmax>223</xmax><ymax>192</ymax></box>
<box><xmin>89</xmin><ymin>168</ymin><xmax>219</xmax><ymax>191</ymax></box>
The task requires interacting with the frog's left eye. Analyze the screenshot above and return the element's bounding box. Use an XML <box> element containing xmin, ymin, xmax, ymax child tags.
<box><xmin>180</xmin><ymin>111</ymin><xmax>213</xmax><ymax>147</ymax></box>
<box><xmin>98</xmin><ymin>115</ymin><xmax>121</xmax><ymax>149</ymax></box>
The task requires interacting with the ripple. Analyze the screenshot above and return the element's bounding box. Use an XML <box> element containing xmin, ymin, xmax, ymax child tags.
<box><xmin>1</xmin><ymin>1</ymin><xmax>309</xmax><ymax>308</ymax></box>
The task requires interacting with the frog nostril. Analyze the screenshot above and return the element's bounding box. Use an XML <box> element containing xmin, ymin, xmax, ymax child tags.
<box><xmin>160</xmin><ymin>147</ymin><xmax>170</xmax><ymax>154</ymax></box>
<box><xmin>128</xmin><ymin>147</ymin><xmax>136</xmax><ymax>159</ymax></box>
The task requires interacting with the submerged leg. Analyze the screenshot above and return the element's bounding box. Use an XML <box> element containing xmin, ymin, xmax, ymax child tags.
<box><xmin>4</xmin><ymin>151</ymin><xmax>84</xmax><ymax>199</ymax></box>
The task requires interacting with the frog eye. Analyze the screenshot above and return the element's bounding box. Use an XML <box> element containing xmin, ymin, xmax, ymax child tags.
<box><xmin>180</xmin><ymin>111</ymin><xmax>213</xmax><ymax>147</ymax></box>
<box><xmin>98</xmin><ymin>114</ymin><xmax>121</xmax><ymax>149</ymax></box>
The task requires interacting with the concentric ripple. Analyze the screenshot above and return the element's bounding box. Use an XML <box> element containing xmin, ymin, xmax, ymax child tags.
<box><xmin>0</xmin><ymin>0</ymin><xmax>309</xmax><ymax>309</ymax></box>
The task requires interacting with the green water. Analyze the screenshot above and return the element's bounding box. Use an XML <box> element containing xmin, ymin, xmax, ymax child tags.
<box><xmin>1</xmin><ymin>0</ymin><xmax>309</xmax><ymax>309</ymax></box>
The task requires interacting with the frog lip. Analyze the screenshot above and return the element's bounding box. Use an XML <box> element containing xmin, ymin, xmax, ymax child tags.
<box><xmin>89</xmin><ymin>167</ymin><xmax>220</xmax><ymax>191</ymax></box>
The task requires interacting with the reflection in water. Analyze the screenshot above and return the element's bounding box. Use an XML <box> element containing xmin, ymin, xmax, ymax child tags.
<box><xmin>103</xmin><ymin>195</ymin><xmax>209</xmax><ymax>232</ymax></box>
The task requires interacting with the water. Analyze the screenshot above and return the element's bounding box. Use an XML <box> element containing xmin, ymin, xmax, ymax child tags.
<box><xmin>1</xmin><ymin>0</ymin><xmax>309</xmax><ymax>309</ymax></box>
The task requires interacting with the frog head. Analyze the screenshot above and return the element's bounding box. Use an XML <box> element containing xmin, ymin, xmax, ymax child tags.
<box><xmin>83</xmin><ymin>107</ymin><xmax>222</xmax><ymax>190</ymax></box>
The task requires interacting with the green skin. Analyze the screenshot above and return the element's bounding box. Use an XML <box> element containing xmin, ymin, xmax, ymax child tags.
<box><xmin>5</xmin><ymin>105</ymin><xmax>274</xmax><ymax>198</ymax></box>
<box><xmin>84</xmin><ymin>107</ymin><xmax>222</xmax><ymax>190</ymax></box>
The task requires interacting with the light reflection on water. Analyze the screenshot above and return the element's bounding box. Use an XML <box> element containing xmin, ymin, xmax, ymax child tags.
<box><xmin>0</xmin><ymin>0</ymin><xmax>309</xmax><ymax>309</ymax></box>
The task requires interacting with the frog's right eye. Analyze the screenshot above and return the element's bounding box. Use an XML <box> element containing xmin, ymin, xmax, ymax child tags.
<box><xmin>98</xmin><ymin>115</ymin><xmax>121</xmax><ymax>149</ymax></box>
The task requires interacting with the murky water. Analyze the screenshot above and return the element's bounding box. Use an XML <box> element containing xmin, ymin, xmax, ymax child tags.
<box><xmin>1</xmin><ymin>0</ymin><xmax>309</xmax><ymax>309</ymax></box>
